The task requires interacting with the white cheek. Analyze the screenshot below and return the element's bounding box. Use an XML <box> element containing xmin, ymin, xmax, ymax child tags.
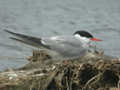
<box><xmin>74</xmin><ymin>34</ymin><xmax>81</xmax><ymax>39</ymax></box>
<box><xmin>74</xmin><ymin>34</ymin><xmax>90</xmax><ymax>43</ymax></box>
<box><xmin>82</xmin><ymin>37</ymin><xmax>90</xmax><ymax>42</ymax></box>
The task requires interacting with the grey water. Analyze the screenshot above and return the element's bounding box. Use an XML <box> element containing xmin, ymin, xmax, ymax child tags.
<box><xmin>0</xmin><ymin>0</ymin><xmax>120</xmax><ymax>71</ymax></box>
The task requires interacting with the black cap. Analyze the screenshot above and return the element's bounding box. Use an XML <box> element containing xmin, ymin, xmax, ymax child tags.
<box><xmin>74</xmin><ymin>30</ymin><xmax>93</xmax><ymax>38</ymax></box>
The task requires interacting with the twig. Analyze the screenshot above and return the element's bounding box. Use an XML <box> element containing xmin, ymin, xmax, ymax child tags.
<box><xmin>83</xmin><ymin>73</ymin><xmax>102</xmax><ymax>90</ymax></box>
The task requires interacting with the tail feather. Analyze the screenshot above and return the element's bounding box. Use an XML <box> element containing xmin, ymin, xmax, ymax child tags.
<box><xmin>4</xmin><ymin>29</ymin><xmax>41</xmax><ymax>42</ymax></box>
<box><xmin>4</xmin><ymin>29</ymin><xmax>50</xmax><ymax>48</ymax></box>
<box><xmin>10</xmin><ymin>37</ymin><xmax>42</xmax><ymax>48</ymax></box>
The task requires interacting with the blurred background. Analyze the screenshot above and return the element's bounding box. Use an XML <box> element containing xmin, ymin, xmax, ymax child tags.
<box><xmin>0</xmin><ymin>0</ymin><xmax>120</xmax><ymax>71</ymax></box>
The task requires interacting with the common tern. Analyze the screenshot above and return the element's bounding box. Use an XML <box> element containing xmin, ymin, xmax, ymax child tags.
<box><xmin>5</xmin><ymin>30</ymin><xmax>102</xmax><ymax>58</ymax></box>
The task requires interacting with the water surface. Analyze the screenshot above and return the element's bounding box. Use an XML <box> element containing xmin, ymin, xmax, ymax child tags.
<box><xmin>0</xmin><ymin>0</ymin><xmax>120</xmax><ymax>71</ymax></box>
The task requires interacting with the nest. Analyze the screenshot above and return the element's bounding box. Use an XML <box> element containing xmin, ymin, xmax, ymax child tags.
<box><xmin>0</xmin><ymin>50</ymin><xmax>120</xmax><ymax>90</ymax></box>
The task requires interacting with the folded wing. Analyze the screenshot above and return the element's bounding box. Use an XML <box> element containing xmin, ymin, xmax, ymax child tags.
<box><xmin>4</xmin><ymin>29</ymin><xmax>50</xmax><ymax>49</ymax></box>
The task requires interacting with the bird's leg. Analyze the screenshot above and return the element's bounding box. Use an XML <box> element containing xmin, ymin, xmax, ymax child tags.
<box><xmin>88</xmin><ymin>42</ymin><xmax>98</xmax><ymax>54</ymax></box>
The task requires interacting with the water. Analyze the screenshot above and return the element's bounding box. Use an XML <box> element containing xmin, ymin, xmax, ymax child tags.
<box><xmin>0</xmin><ymin>0</ymin><xmax>120</xmax><ymax>71</ymax></box>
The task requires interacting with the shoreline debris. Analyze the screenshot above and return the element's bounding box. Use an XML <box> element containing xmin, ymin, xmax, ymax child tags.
<box><xmin>0</xmin><ymin>50</ymin><xmax>120</xmax><ymax>90</ymax></box>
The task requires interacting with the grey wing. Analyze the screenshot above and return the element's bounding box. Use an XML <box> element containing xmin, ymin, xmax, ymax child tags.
<box><xmin>43</xmin><ymin>36</ymin><xmax>88</xmax><ymax>57</ymax></box>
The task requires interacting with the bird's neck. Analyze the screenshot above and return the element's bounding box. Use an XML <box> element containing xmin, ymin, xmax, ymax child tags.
<box><xmin>74</xmin><ymin>34</ymin><xmax>91</xmax><ymax>45</ymax></box>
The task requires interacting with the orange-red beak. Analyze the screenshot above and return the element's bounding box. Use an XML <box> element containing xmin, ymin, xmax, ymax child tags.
<box><xmin>91</xmin><ymin>38</ymin><xmax>102</xmax><ymax>41</ymax></box>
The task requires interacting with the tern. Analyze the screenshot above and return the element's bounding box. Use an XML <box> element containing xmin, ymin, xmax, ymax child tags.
<box><xmin>4</xmin><ymin>29</ymin><xmax>102</xmax><ymax>58</ymax></box>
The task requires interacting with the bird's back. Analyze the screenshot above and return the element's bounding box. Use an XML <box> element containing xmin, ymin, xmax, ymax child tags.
<box><xmin>42</xmin><ymin>35</ymin><xmax>88</xmax><ymax>58</ymax></box>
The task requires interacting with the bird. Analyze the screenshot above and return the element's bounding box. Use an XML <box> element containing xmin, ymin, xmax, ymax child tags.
<box><xmin>4</xmin><ymin>29</ymin><xmax>102</xmax><ymax>59</ymax></box>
